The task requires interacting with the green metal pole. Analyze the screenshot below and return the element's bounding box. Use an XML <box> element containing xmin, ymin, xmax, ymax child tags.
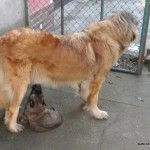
<box><xmin>111</xmin><ymin>68</ymin><xmax>137</xmax><ymax>75</ymax></box>
<box><xmin>137</xmin><ymin>0</ymin><xmax>150</xmax><ymax>74</ymax></box>
<box><xmin>24</xmin><ymin>0</ymin><xmax>29</xmax><ymax>26</ymax></box>
<box><xmin>100</xmin><ymin>0</ymin><xmax>104</xmax><ymax>20</ymax></box>
<box><xmin>61</xmin><ymin>0</ymin><xmax>64</xmax><ymax>35</ymax></box>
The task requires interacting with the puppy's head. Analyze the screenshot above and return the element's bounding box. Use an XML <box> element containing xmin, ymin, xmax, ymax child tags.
<box><xmin>27</xmin><ymin>94</ymin><xmax>46</xmax><ymax>113</ymax></box>
<box><xmin>27</xmin><ymin>84</ymin><xmax>46</xmax><ymax>113</ymax></box>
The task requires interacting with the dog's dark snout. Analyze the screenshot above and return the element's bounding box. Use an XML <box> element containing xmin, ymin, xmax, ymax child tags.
<box><xmin>33</xmin><ymin>84</ymin><xmax>42</xmax><ymax>94</ymax></box>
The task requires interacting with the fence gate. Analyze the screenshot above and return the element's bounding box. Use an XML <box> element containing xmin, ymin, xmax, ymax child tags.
<box><xmin>25</xmin><ymin>0</ymin><xmax>150</xmax><ymax>74</ymax></box>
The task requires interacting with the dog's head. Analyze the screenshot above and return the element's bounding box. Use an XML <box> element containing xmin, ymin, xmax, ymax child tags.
<box><xmin>110</xmin><ymin>11</ymin><xmax>138</xmax><ymax>41</ymax></box>
<box><xmin>84</xmin><ymin>11</ymin><xmax>138</xmax><ymax>54</ymax></box>
<box><xmin>26</xmin><ymin>84</ymin><xmax>59</xmax><ymax>114</ymax></box>
<box><xmin>26</xmin><ymin>84</ymin><xmax>46</xmax><ymax>113</ymax></box>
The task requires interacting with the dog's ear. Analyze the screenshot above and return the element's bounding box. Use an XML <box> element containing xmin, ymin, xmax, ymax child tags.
<box><xmin>132</xmin><ymin>32</ymin><xmax>136</xmax><ymax>41</ymax></box>
<box><xmin>50</xmin><ymin>107</ymin><xmax>55</xmax><ymax>111</ymax></box>
<box><xmin>43</xmin><ymin>99</ymin><xmax>46</xmax><ymax>106</ymax></box>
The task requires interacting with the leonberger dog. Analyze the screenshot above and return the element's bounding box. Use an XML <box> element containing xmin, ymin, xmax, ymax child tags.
<box><xmin>0</xmin><ymin>11</ymin><xmax>138</xmax><ymax>133</ymax></box>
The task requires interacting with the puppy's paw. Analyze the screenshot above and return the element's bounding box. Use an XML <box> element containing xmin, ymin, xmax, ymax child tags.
<box><xmin>8</xmin><ymin>123</ymin><xmax>24</xmax><ymax>133</ymax></box>
<box><xmin>93</xmin><ymin>109</ymin><xmax>109</xmax><ymax>120</ymax></box>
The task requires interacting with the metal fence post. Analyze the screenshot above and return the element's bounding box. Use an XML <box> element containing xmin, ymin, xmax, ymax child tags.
<box><xmin>61</xmin><ymin>0</ymin><xmax>64</xmax><ymax>35</ymax></box>
<box><xmin>100</xmin><ymin>0</ymin><xmax>104</xmax><ymax>20</ymax></box>
<box><xmin>24</xmin><ymin>0</ymin><xmax>29</xmax><ymax>26</ymax></box>
<box><xmin>137</xmin><ymin>0</ymin><xmax>150</xmax><ymax>74</ymax></box>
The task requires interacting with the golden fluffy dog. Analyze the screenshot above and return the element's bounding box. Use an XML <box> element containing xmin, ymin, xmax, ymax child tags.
<box><xmin>0</xmin><ymin>11</ymin><xmax>138</xmax><ymax>133</ymax></box>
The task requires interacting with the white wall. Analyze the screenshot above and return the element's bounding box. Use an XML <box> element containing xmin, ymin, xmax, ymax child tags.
<box><xmin>0</xmin><ymin>0</ymin><xmax>26</xmax><ymax>35</ymax></box>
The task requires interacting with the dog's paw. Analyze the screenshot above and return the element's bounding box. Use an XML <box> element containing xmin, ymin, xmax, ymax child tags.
<box><xmin>93</xmin><ymin>109</ymin><xmax>109</xmax><ymax>120</ymax></box>
<box><xmin>83</xmin><ymin>105</ymin><xmax>109</xmax><ymax>120</ymax></box>
<box><xmin>8</xmin><ymin>123</ymin><xmax>24</xmax><ymax>133</ymax></box>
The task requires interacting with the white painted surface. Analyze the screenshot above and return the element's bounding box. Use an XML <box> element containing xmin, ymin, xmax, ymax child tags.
<box><xmin>0</xmin><ymin>0</ymin><xmax>25</xmax><ymax>35</ymax></box>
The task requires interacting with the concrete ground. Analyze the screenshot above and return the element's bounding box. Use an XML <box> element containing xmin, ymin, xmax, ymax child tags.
<box><xmin>0</xmin><ymin>69</ymin><xmax>150</xmax><ymax>150</ymax></box>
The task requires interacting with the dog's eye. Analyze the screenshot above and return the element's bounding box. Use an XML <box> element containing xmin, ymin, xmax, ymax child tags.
<box><xmin>30</xmin><ymin>100</ymin><xmax>34</xmax><ymax>108</ymax></box>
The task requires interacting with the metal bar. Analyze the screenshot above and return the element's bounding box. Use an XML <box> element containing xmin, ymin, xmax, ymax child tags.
<box><xmin>100</xmin><ymin>0</ymin><xmax>104</xmax><ymax>20</ymax></box>
<box><xmin>111</xmin><ymin>68</ymin><xmax>137</xmax><ymax>75</ymax></box>
<box><xmin>148</xmin><ymin>61</ymin><xmax>150</xmax><ymax>72</ymax></box>
<box><xmin>137</xmin><ymin>0</ymin><xmax>150</xmax><ymax>74</ymax></box>
<box><xmin>24</xmin><ymin>0</ymin><xmax>29</xmax><ymax>26</ymax></box>
<box><xmin>61</xmin><ymin>0</ymin><xmax>64</xmax><ymax>35</ymax></box>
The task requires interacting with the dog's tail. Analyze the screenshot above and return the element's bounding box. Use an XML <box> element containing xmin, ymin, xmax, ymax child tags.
<box><xmin>0</xmin><ymin>79</ymin><xmax>12</xmax><ymax>109</ymax></box>
<box><xmin>0</xmin><ymin>88</ymin><xmax>8</xmax><ymax>109</ymax></box>
<box><xmin>0</xmin><ymin>67</ymin><xmax>12</xmax><ymax>109</ymax></box>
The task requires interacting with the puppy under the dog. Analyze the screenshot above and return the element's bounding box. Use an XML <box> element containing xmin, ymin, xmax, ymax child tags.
<box><xmin>20</xmin><ymin>84</ymin><xmax>62</xmax><ymax>132</ymax></box>
<box><xmin>0</xmin><ymin>11</ymin><xmax>138</xmax><ymax>132</ymax></box>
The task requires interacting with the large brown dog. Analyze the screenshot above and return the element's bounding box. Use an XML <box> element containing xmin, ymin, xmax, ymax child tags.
<box><xmin>0</xmin><ymin>11</ymin><xmax>138</xmax><ymax>133</ymax></box>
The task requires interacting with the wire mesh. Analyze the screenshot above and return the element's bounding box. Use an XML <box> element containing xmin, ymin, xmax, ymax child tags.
<box><xmin>27</xmin><ymin>0</ymin><xmax>148</xmax><ymax>74</ymax></box>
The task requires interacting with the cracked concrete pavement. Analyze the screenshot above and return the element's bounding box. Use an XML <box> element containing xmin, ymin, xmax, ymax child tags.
<box><xmin>0</xmin><ymin>69</ymin><xmax>150</xmax><ymax>150</ymax></box>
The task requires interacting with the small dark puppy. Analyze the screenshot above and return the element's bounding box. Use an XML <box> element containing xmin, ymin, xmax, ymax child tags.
<box><xmin>20</xmin><ymin>84</ymin><xmax>62</xmax><ymax>132</ymax></box>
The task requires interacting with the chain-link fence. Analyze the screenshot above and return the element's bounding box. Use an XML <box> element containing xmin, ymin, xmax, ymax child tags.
<box><xmin>25</xmin><ymin>0</ymin><xmax>150</xmax><ymax>74</ymax></box>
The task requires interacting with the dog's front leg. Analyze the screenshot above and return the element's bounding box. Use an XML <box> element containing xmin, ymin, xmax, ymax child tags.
<box><xmin>84</xmin><ymin>76</ymin><xmax>108</xmax><ymax>119</ymax></box>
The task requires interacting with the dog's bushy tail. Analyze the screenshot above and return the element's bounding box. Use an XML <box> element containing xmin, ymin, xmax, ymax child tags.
<box><xmin>0</xmin><ymin>67</ymin><xmax>12</xmax><ymax>109</ymax></box>
<box><xmin>0</xmin><ymin>86</ymin><xmax>9</xmax><ymax>109</ymax></box>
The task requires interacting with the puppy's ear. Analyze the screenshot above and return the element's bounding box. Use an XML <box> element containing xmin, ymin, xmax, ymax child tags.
<box><xmin>42</xmin><ymin>99</ymin><xmax>46</xmax><ymax>106</ymax></box>
<box><xmin>50</xmin><ymin>107</ymin><xmax>55</xmax><ymax>111</ymax></box>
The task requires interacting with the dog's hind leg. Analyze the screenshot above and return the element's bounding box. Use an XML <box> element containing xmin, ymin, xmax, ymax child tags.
<box><xmin>83</xmin><ymin>76</ymin><xmax>109</xmax><ymax>120</ymax></box>
<box><xmin>4</xmin><ymin>60</ymin><xmax>31</xmax><ymax>133</ymax></box>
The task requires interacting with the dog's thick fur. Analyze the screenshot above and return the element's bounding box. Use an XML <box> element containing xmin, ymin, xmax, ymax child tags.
<box><xmin>0</xmin><ymin>11</ymin><xmax>138</xmax><ymax>132</ymax></box>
